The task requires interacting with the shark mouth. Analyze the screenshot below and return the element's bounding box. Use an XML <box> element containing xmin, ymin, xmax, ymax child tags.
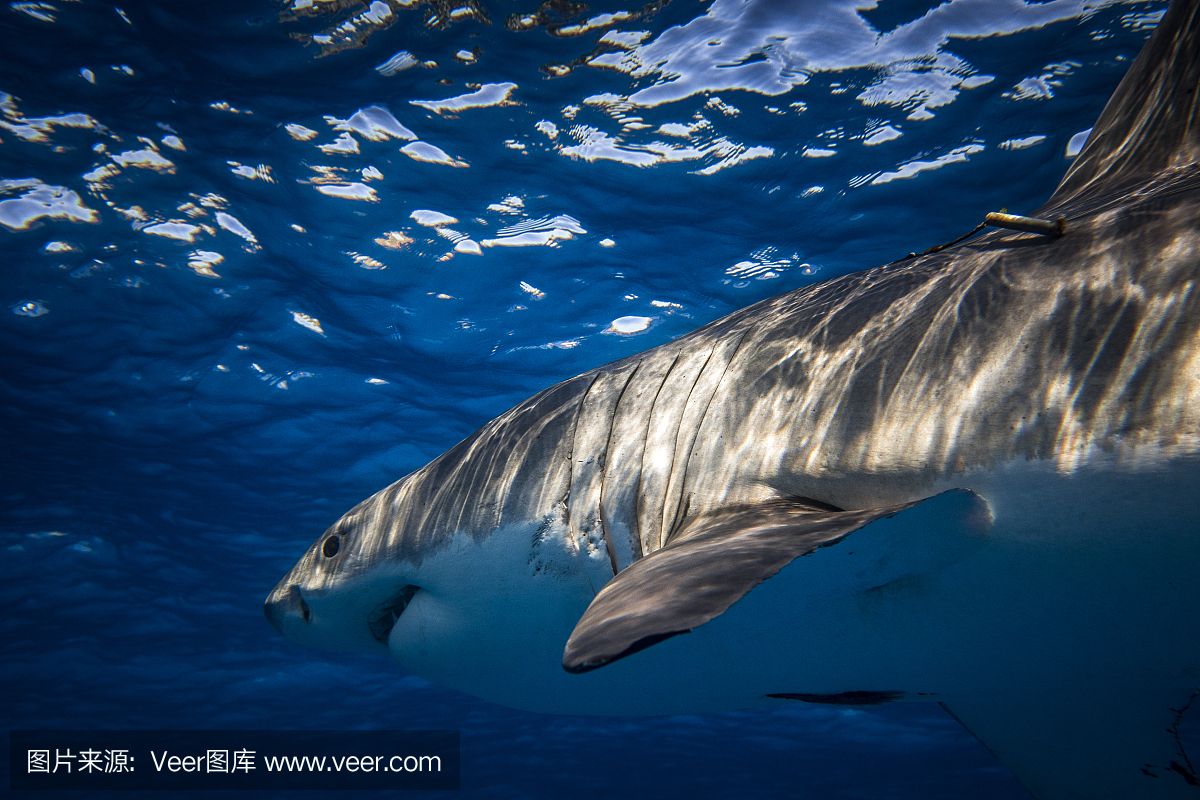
<box><xmin>367</xmin><ymin>584</ymin><xmax>420</xmax><ymax>644</ymax></box>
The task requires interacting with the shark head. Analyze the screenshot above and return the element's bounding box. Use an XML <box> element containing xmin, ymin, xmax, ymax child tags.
<box><xmin>264</xmin><ymin>490</ymin><xmax>425</xmax><ymax>656</ymax></box>
<box><xmin>264</xmin><ymin>471</ymin><xmax>615</xmax><ymax>711</ymax></box>
<box><xmin>264</xmin><ymin>376</ymin><xmax>617</xmax><ymax>706</ymax></box>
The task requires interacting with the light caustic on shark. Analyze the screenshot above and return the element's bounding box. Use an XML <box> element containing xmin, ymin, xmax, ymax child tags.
<box><xmin>267</xmin><ymin>1</ymin><xmax>1200</xmax><ymax>798</ymax></box>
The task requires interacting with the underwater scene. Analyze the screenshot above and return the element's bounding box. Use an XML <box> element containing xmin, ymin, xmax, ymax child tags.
<box><xmin>3</xmin><ymin>0</ymin><xmax>1195</xmax><ymax>797</ymax></box>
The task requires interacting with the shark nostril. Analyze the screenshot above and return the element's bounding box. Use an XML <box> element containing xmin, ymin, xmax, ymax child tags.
<box><xmin>265</xmin><ymin>584</ymin><xmax>312</xmax><ymax>632</ymax></box>
<box><xmin>288</xmin><ymin>585</ymin><xmax>312</xmax><ymax>624</ymax></box>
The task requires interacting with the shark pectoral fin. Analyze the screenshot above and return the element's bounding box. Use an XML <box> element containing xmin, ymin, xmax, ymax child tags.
<box><xmin>562</xmin><ymin>488</ymin><xmax>989</xmax><ymax>674</ymax></box>
<box><xmin>941</xmin><ymin>688</ymin><xmax>1200</xmax><ymax>800</ymax></box>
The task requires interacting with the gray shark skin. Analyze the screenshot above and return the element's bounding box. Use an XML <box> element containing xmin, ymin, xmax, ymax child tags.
<box><xmin>267</xmin><ymin>1</ymin><xmax>1200</xmax><ymax>798</ymax></box>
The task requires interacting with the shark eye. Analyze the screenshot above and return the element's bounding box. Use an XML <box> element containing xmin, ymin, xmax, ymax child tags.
<box><xmin>322</xmin><ymin>535</ymin><xmax>341</xmax><ymax>558</ymax></box>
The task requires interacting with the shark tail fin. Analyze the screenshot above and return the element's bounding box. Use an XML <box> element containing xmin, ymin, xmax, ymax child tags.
<box><xmin>941</xmin><ymin>688</ymin><xmax>1200</xmax><ymax>800</ymax></box>
<box><xmin>1043</xmin><ymin>0</ymin><xmax>1200</xmax><ymax>213</ymax></box>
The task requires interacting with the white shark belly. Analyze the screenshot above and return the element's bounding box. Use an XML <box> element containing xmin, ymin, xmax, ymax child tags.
<box><xmin>693</xmin><ymin>459</ymin><xmax>1198</xmax><ymax>695</ymax></box>
<box><xmin>383</xmin><ymin>452</ymin><xmax>1199</xmax><ymax>718</ymax></box>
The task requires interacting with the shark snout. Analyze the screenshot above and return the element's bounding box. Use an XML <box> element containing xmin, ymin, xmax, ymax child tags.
<box><xmin>264</xmin><ymin>582</ymin><xmax>311</xmax><ymax>634</ymax></box>
<box><xmin>264</xmin><ymin>569</ymin><xmax>416</xmax><ymax>653</ymax></box>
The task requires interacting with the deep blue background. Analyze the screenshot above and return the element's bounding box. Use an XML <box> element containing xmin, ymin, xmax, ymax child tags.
<box><xmin>0</xmin><ymin>0</ymin><xmax>1170</xmax><ymax>796</ymax></box>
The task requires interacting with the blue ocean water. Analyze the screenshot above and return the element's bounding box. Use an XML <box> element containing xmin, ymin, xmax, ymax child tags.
<box><xmin>0</xmin><ymin>0</ymin><xmax>1173</xmax><ymax>796</ymax></box>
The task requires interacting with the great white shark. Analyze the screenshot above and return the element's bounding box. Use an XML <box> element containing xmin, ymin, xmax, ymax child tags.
<box><xmin>266</xmin><ymin>2</ymin><xmax>1200</xmax><ymax>797</ymax></box>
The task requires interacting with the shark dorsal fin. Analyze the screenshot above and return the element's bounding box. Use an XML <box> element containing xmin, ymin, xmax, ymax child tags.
<box><xmin>1044</xmin><ymin>0</ymin><xmax>1200</xmax><ymax>212</ymax></box>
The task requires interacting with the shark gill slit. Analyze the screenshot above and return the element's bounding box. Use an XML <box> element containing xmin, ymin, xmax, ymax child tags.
<box><xmin>656</xmin><ymin>343</ymin><xmax>718</xmax><ymax>546</ymax></box>
<box><xmin>635</xmin><ymin>351</ymin><xmax>684</xmax><ymax>555</ymax></box>
<box><xmin>597</xmin><ymin>360</ymin><xmax>643</xmax><ymax>572</ymax></box>
<box><xmin>487</xmin><ymin>387</ymin><xmax>560</xmax><ymax>534</ymax></box>
<box><xmin>562</xmin><ymin>372</ymin><xmax>603</xmax><ymax>537</ymax></box>
<box><xmin>668</xmin><ymin>326</ymin><xmax>754</xmax><ymax>537</ymax></box>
